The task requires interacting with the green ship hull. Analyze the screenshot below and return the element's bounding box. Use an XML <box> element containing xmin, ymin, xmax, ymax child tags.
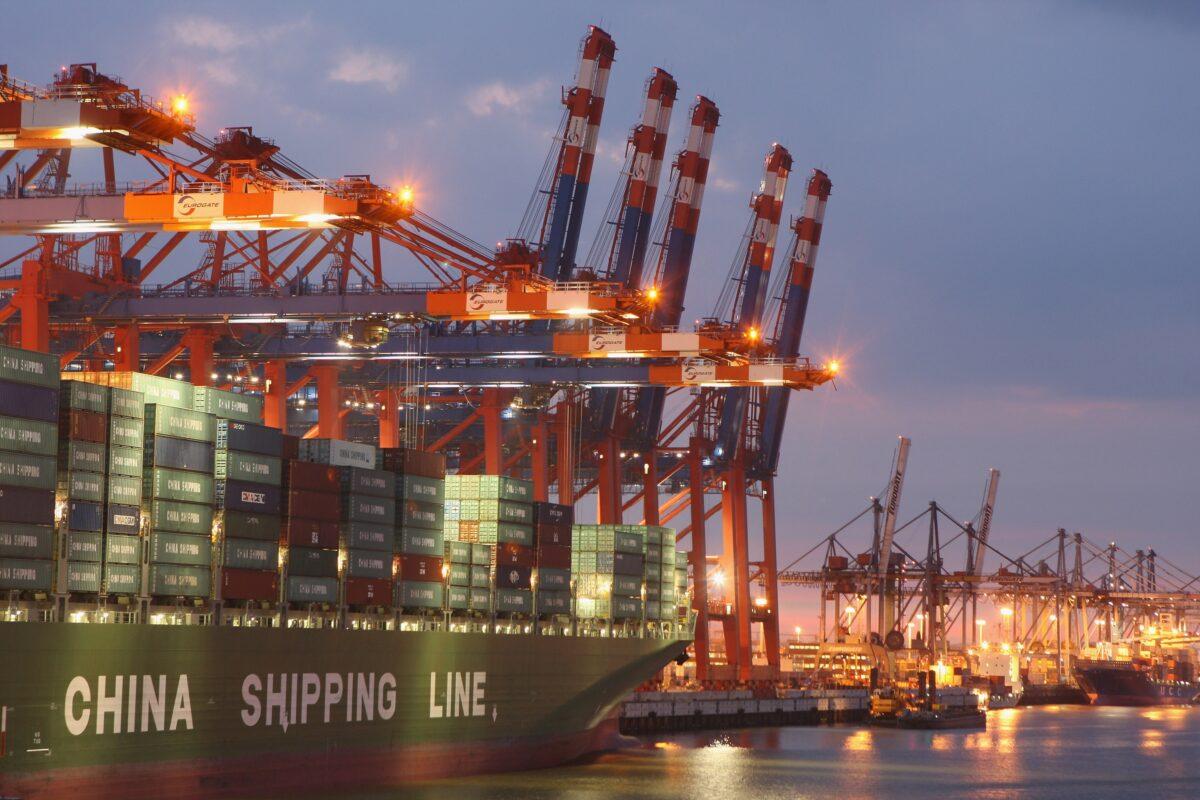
<box><xmin>0</xmin><ymin>622</ymin><xmax>688</xmax><ymax>798</ymax></box>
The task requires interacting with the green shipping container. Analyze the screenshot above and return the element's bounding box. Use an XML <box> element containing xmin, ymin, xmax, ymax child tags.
<box><xmin>58</xmin><ymin>441</ymin><xmax>106</xmax><ymax>473</ymax></box>
<box><xmin>537</xmin><ymin>590</ymin><xmax>571</xmax><ymax>615</ymax></box>
<box><xmin>396</xmin><ymin>474</ymin><xmax>444</xmax><ymax>502</ymax></box>
<box><xmin>66</xmin><ymin>531</ymin><xmax>103</xmax><ymax>562</ymax></box>
<box><xmin>0</xmin><ymin>414</ymin><xmax>58</xmax><ymax>456</ymax></box>
<box><xmin>495</xmin><ymin>588</ymin><xmax>532</xmax><ymax>614</ymax></box>
<box><xmin>0</xmin><ymin>451</ymin><xmax>56</xmax><ymax>490</ymax></box>
<box><xmin>223</xmin><ymin>538</ymin><xmax>278</xmax><ymax>570</ymax></box>
<box><xmin>149</xmin><ymin>531</ymin><xmax>212</xmax><ymax>566</ymax></box>
<box><xmin>0</xmin><ymin>344</ymin><xmax>59</xmax><ymax>389</ymax></box>
<box><xmin>286</xmin><ymin>575</ymin><xmax>337</xmax><ymax>603</ymax></box>
<box><xmin>65</xmin><ymin>560</ymin><xmax>102</xmax><ymax>593</ymax></box>
<box><xmin>470</xmin><ymin>565</ymin><xmax>490</xmax><ymax>589</ymax></box>
<box><xmin>344</xmin><ymin>550</ymin><xmax>390</xmax><ymax>579</ymax></box>
<box><xmin>0</xmin><ymin>558</ymin><xmax>54</xmax><ymax>590</ymax></box>
<box><xmin>0</xmin><ymin>524</ymin><xmax>53</xmax><ymax>559</ymax></box>
<box><xmin>107</xmin><ymin>474</ymin><xmax>142</xmax><ymax>507</ymax></box>
<box><xmin>614</xmin><ymin>528</ymin><xmax>644</xmax><ymax>554</ymax></box>
<box><xmin>149</xmin><ymin>564</ymin><xmax>210</xmax><ymax>597</ymax></box>
<box><xmin>394</xmin><ymin>580</ymin><xmax>443</xmax><ymax>609</ymax></box>
<box><xmin>445</xmin><ymin>540</ymin><xmax>472</xmax><ymax>563</ymax></box>
<box><xmin>215</xmin><ymin>450</ymin><xmax>281</xmax><ymax>485</ymax></box>
<box><xmin>495</xmin><ymin>523</ymin><xmax>533</xmax><ymax>547</ymax></box>
<box><xmin>145</xmin><ymin>405</ymin><xmax>215</xmax><ymax>443</ymax></box>
<box><xmin>613</xmin><ymin>574</ymin><xmax>641</xmax><ymax>597</ymax></box>
<box><xmin>104</xmin><ymin>563</ymin><xmax>140</xmax><ymax>594</ymax></box>
<box><xmin>219</xmin><ymin>510</ymin><xmax>281</xmax><ymax>541</ymax></box>
<box><xmin>342</xmin><ymin>494</ymin><xmax>395</xmax><ymax>525</ymax></box>
<box><xmin>148</xmin><ymin>499</ymin><xmax>213</xmax><ymax>535</ymax></box>
<box><xmin>344</xmin><ymin>523</ymin><xmax>393</xmax><ymax>552</ymax></box>
<box><xmin>144</xmin><ymin>467</ymin><xmax>215</xmax><ymax>505</ymax></box>
<box><xmin>57</xmin><ymin>469</ymin><xmax>104</xmax><ymax>502</ymax></box>
<box><xmin>447</xmin><ymin>563</ymin><xmax>471</xmax><ymax>586</ymax></box>
<box><xmin>108</xmin><ymin>416</ymin><xmax>144</xmax><ymax>449</ymax></box>
<box><xmin>398</xmin><ymin>499</ymin><xmax>443</xmax><ymax>531</ymax></box>
<box><xmin>108</xmin><ymin>444</ymin><xmax>143</xmax><ymax>477</ymax></box>
<box><xmin>60</xmin><ymin>381</ymin><xmax>109</xmax><ymax>413</ymax></box>
<box><xmin>193</xmin><ymin>386</ymin><xmax>263</xmax><ymax>423</ymax></box>
<box><xmin>109</xmin><ymin>387</ymin><xmax>145</xmax><ymax>419</ymax></box>
<box><xmin>447</xmin><ymin>584</ymin><xmax>470</xmax><ymax>610</ymax></box>
<box><xmin>470</xmin><ymin>544</ymin><xmax>492</xmax><ymax>566</ymax></box>
<box><xmin>68</xmin><ymin>373</ymin><xmax>192</xmax><ymax>410</ymax></box>
<box><xmin>613</xmin><ymin>597</ymin><xmax>643</xmax><ymax>619</ymax></box>
<box><xmin>104</xmin><ymin>534</ymin><xmax>141</xmax><ymax>565</ymax></box>
<box><xmin>397</xmin><ymin>528</ymin><xmax>444</xmax><ymax>557</ymax></box>
<box><xmin>468</xmin><ymin>586</ymin><xmax>490</xmax><ymax>611</ymax></box>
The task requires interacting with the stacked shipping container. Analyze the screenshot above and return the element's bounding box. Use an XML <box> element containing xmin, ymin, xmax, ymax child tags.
<box><xmin>103</xmin><ymin>387</ymin><xmax>144</xmax><ymax>595</ymax></box>
<box><xmin>533</xmin><ymin>502</ymin><xmax>573</xmax><ymax>616</ymax></box>
<box><xmin>215</xmin><ymin>420</ymin><xmax>283</xmax><ymax>602</ymax></box>
<box><xmin>282</xmin><ymin>459</ymin><xmax>342</xmax><ymax>605</ymax></box>
<box><xmin>385</xmin><ymin>448</ymin><xmax>447</xmax><ymax>612</ymax></box>
<box><xmin>0</xmin><ymin>345</ymin><xmax>60</xmax><ymax>593</ymax></box>
<box><xmin>340</xmin><ymin>466</ymin><xmax>394</xmax><ymax>606</ymax></box>
<box><xmin>143</xmin><ymin>403</ymin><xmax>216</xmax><ymax>598</ymax></box>
<box><xmin>573</xmin><ymin>525</ymin><xmax>646</xmax><ymax>621</ymax></box>
<box><xmin>444</xmin><ymin>475</ymin><xmax>536</xmax><ymax>614</ymax></box>
<box><xmin>57</xmin><ymin>381</ymin><xmax>109</xmax><ymax>594</ymax></box>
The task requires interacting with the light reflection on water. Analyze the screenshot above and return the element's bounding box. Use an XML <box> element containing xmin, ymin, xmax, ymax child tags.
<box><xmin>313</xmin><ymin>707</ymin><xmax>1200</xmax><ymax>800</ymax></box>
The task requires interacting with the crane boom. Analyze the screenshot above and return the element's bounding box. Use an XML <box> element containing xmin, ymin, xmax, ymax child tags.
<box><xmin>711</xmin><ymin>144</ymin><xmax>792</xmax><ymax>462</ymax></box>
<box><xmin>876</xmin><ymin>436</ymin><xmax>911</xmax><ymax>577</ymax></box>
<box><xmin>539</xmin><ymin>26</ymin><xmax>617</xmax><ymax>281</ymax></box>
<box><xmin>753</xmin><ymin>169</ymin><xmax>833</xmax><ymax>477</ymax></box>
<box><xmin>971</xmin><ymin>468</ymin><xmax>1001</xmax><ymax>576</ymax></box>
<box><xmin>634</xmin><ymin>97</ymin><xmax>720</xmax><ymax>444</ymax></box>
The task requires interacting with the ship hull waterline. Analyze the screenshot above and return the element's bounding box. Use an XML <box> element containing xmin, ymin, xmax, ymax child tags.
<box><xmin>0</xmin><ymin>622</ymin><xmax>689</xmax><ymax>799</ymax></box>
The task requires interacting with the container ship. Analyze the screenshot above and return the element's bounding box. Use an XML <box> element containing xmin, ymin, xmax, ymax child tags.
<box><xmin>0</xmin><ymin>345</ymin><xmax>693</xmax><ymax>799</ymax></box>
<box><xmin>1073</xmin><ymin>657</ymin><xmax>1200</xmax><ymax>707</ymax></box>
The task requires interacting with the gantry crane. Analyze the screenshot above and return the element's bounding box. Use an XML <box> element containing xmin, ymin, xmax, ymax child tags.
<box><xmin>0</xmin><ymin>28</ymin><xmax>841</xmax><ymax>687</ymax></box>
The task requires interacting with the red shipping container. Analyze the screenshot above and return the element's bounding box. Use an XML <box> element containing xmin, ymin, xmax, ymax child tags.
<box><xmin>284</xmin><ymin>460</ymin><xmax>341</xmax><ymax>493</ymax></box>
<box><xmin>346</xmin><ymin>577</ymin><xmax>392</xmax><ymax>606</ymax></box>
<box><xmin>282</xmin><ymin>517</ymin><xmax>340</xmax><ymax>548</ymax></box>
<box><xmin>497</xmin><ymin>542</ymin><xmax>534</xmax><ymax>567</ymax></box>
<box><xmin>282</xmin><ymin>435</ymin><xmax>301</xmax><ymax>461</ymax></box>
<box><xmin>286</xmin><ymin>490</ymin><xmax>340</xmax><ymax>522</ymax></box>
<box><xmin>61</xmin><ymin>409</ymin><xmax>108</xmax><ymax>443</ymax></box>
<box><xmin>536</xmin><ymin>543</ymin><xmax>571</xmax><ymax>570</ymax></box>
<box><xmin>378</xmin><ymin>448</ymin><xmax>446</xmax><ymax>478</ymax></box>
<box><xmin>395</xmin><ymin>554</ymin><xmax>444</xmax><ymax>582</ymax></box>
<box><xmin>536</xmin><ymin>523</ymin><xmax>572</xmax><ymax>548</ymax></box>
<box><xmin>221</xmin><ymin>568</ymin><xmax>279</xmax><ymax>601</ymax></box>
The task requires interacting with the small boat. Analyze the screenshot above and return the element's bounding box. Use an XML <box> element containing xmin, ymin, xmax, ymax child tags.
<box><xmin>898</xmin><ymin>707</ymin><xmax>987</xmax><ymax>730</ymax></box>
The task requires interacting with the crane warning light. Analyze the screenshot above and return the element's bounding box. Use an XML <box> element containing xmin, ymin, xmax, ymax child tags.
<box><xmin>645</xmin><ymin>286</ymin><xmax>660</xmax><ymax>303</ymax></box>
<box><xmin>171</xmin><ymin>95</ymin><xmax>189</xmax><ymax>115</ymax></box>
<box><xmin>826</xmin><ymin>359</ymin><xmax>841</xmax><ymax>375</ymax></box>
<box><xmin>398</xmin><ymin>186</ymin><xmax>415</xmax><ymax>205</ymax></box>
<box><xmin>746</xmin><ymin>327</ymin><xmax>760</xmax><ymax>342</ymax></box>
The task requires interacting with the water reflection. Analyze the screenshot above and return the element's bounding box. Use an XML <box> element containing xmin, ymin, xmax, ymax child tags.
<box><xmin>326</xmin><ymin>707</ymin><xmax>1200</xmax><ymax>800</ymax></box>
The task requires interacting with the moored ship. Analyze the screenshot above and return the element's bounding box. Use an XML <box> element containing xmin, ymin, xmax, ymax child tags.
<box><xmin>0</xmin><ymin>623</ymin><xmax>689</xmax><ymax>799</ymax></box>
<box><xmin>1072</xmin><ymin>658</ymin><xmax>1200</xmax><ymax>707</ymax></box>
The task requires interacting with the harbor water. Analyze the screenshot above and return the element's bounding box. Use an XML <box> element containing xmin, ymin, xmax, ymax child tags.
<box><xmin>349</xmin><ymin>706</ymin><xmax>1200</xmax><ymax>800</ymax></box>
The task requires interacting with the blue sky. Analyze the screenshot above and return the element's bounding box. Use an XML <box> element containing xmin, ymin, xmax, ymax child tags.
<box><xmin>6</xmin><ymin>2</ymin><xmax>1199</xmax><ymax>608</ymax></box>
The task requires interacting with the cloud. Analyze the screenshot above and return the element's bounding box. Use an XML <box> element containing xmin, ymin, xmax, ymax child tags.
<box><xmin>167</xmin><ymin>17</ymin><xmax>250</xmax><ymax>52</ymax></box>
<box><xmin>710</xmin><ymin>177</ymin><xmax>739</xmax><ymax>192</ymax></box>
<box><xmin>166</xmin><ymin>15</ymin><xmax>308</xmax><ymax>52</ymax></box>
<box><xmin>466</xmin><ymin>79</ymin><xmax>552</xmax><ymax>117</ymax></box>
<box><xmin>328</xmin><ymin>49</ymin><xmax>408</xmax><ymax>92</ymax></box>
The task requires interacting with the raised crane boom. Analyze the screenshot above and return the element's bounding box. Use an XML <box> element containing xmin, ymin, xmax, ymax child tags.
<box><xmin>634</xmin><ymin>97</ymin><xmax>720</xmax><ymax>444</ymax></box>
<box><xmin>582</xmin><ymin>69</ymin><xmax>678</xmax><ymax>441</ymax></box>
<box><xmin>876</xmin><ymin>435</ymin><xmax>911</xmax><ymax>633</ymax></box>
<box><xmin>753</xmin><ymin>169</ymin><xmax>833</xmax><ymax>477</ymax></box>
<box><xmin>711</xmin><ymin>144</ymin><xmax>792</xmax><ymax>463</ymax></box>
<box><xmin>539</xmin><ymin>26</ymin><xmax>616</xmax><ymax>282</ymax></box>
<box><xmin>607</xmin><ymin>68</ymin><xmax>677</xmax><ymax>287</ymax></box>
<box><xmin>970</xmin><ymin>468</ymin><xmax>1001</xmax><ymax>576</ymax></box>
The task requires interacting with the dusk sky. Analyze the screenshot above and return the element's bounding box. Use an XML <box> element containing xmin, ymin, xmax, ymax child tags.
<box><xmin>6</xmin><ymin>2</ymin><xmax>1199</xmax><ymax>623</ymax></box>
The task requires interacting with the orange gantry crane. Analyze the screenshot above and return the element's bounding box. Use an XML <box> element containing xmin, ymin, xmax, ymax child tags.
<box><xmin>0</xmin><ymin>28</ymin><xmax>841</xmax><ymax>686</ymax></box>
